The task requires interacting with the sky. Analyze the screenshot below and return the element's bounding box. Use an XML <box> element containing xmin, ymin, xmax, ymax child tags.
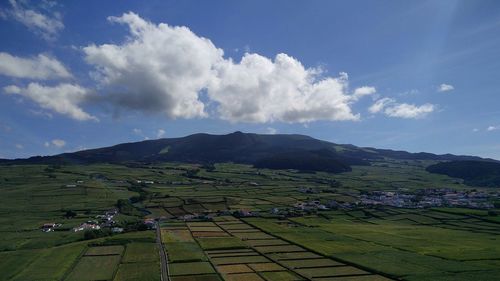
<box><xmin>0</xmin><ymin>0</ymin><xmax>499</xmax><ymax>160</ymax></box>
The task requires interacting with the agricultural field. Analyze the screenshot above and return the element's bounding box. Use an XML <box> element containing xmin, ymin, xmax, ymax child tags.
<box><xmin>0</xmin><ymin>160</ymin><xmax>499</xmax><ymax>280</ymax></box>
<box><xmin>161</xmin><ymin>216</ymin><xmax>389</xmax><ymax>280</ymax></box>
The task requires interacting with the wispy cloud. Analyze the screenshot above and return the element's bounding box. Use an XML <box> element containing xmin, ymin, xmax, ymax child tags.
<box><xmin>266</xmin><ymin>127</ymin><xmax>277</xmax><ymax>134</ymax></box>
<box><xmin>2</xmin><ymin>0</ymin><xmax>64</xmax><ymax>41</ymax></box>
<box><xmin>157</xmin><ymin>129</ymin><xmax>166</xmax><ymax>138</ymax></box>
<box><xmin>384</xmin><ymin>103</ymin><xmax>435</xmax><ymax>119</ymax></box>
<box><xmin>44</xmin><ymin>139</ymin><xmax>66</xmax><ymax>148</ymax></box>
<box><xmin>3</xmin><ymin>83</ymin><xmax>96</xmax><ymax>121</ymax></box>
<box><xmin>487</xmin><ymin>125</ymin><xmax>499</xmax><ymax>132</ymax></box>
<box><xmin>0</xmin><ymin>52</ymin><xmax>71</xmax><ymax>80</ymax></box>
<box><xmin>437</xmin><ymin>83</ymin><xmax>454</xmax><ymax>92</ymax></box>
<box><xmin>369</xmin><ymin>98</ymin><xmax>435</xmax><ymax>119</ymax></box>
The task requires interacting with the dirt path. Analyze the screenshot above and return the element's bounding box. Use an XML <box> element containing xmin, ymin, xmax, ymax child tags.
<box><xmin>156</xmin><ymin>222</ymin><xmax>171</xmax><ymax>281</ymax></box>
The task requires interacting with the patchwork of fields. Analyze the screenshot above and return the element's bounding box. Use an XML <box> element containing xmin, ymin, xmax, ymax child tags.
<box><xmin>161</xmin><ymin>216</ymin><xmax>391</xmax><ymax>281</ymax></box>
<box><xmin>0</xmin><ymin>160</ymin><xmax>499</xmax><ymax>280</ymax></box>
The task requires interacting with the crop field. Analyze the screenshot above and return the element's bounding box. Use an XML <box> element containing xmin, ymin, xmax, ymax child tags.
<box><xmin>66</xmin><ymin>255</ymin><xmax>122</xmax><ymax>281</ymax></box>
<box><xmin>245</xmin><ymin>207</ymin><xmax>500</xmax><ymax>280</ymax></box>
<box><xmin>162</xmin><ymin>216</ymin><xmax>390</xmax><ymax>281</ymax></box>
<box><xmin>0</xmin><ymin>160</ymin><xmax>499</xmax><ymax>280</ymax></box>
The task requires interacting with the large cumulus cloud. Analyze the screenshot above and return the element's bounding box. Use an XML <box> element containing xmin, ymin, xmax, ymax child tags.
<box><xmin>82</xmin><ymin>12</ymin><xmax>374</xmax><ymax>123</ymax></box>
<box><xmin>83</xmin><ymin>12</ymin><xmax>223</xmax><ymax>119</ymax></box>
<box><xmin>210</xmin><ymin>54</ymin><xmax>362</xmax><ymax>123</ymax></box>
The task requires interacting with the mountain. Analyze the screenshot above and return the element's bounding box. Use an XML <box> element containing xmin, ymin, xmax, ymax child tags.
<box><xmin>0</xmin><ymin>132</ymin><xmax>496</xmax><ymax>173</ymax></box>
<box><xmin>427</xmin><ymin>160</ymin><xmax>500</xmax><ymax>187</ymax></box>
<box><xmin>254</xmin><ymin>150</ymin><xmax>353</xmax><ymax>173</ymax></box>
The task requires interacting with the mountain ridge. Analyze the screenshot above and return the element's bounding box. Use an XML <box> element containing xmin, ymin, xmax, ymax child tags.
<box><xmin>1</xmin><ymin>132</ymin><xmax>497</xmax><ymax>168</ymax></box>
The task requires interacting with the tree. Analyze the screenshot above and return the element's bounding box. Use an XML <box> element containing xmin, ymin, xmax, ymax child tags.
<box><xmin>84</xmin><ymin>229</ymin><xmax>99</xmax><ymax>240</ymax></box>
<box><xmin>64</xmin><ymin>210</ymin><xmax>77</xmax><ymax>218</ymax></box>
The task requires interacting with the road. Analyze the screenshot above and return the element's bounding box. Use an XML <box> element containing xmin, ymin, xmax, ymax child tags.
<box><xmin>156</xmin><ymin>222</ymin><xmax>171</xmax><ymax>281</ymax></box>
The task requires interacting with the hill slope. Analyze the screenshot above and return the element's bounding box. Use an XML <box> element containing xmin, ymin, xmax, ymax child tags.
<box><xmin>0</xmin><ymin>132</ymin><xmax>495</xmax><ymax>173</ymax></box>
<box><xmin>426</xmin><ymin>160</ymin><xmax>500</xmax><ymax>187</ymax></box>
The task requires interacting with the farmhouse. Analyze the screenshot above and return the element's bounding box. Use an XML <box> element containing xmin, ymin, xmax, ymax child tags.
<box><xmin>41</xmin><ymin>222</ymin><xmax>57</xmax><ymax>232</ymax></box>
<box><xmin>143</xmin><ymin>218</ymin><xmax>157</xmax><ymax>229</ymax></box>
<box><xmin>73</xmin><ymin>222</ymin><xmax>101</xmax><ymax>232</ymax></box>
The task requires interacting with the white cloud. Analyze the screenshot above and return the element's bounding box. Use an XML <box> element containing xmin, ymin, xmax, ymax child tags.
<box><xmin>487</xmin><ymin>125</ymin><xmax>499</xmax><ymax>131</ymax></box>
<box><xmin>3</xmin><ymin>83</ymin><xmax>97</xmax><ymax>121</ymax></box>
<box><xmin>83</xmin><ymin>12</ymin><xmax>373</xmax><ymax>123</ymax></box>
<box><xmin>384</xmin><ymin>103</ymin><xmax>435</xmax><ymax>119</ymax></box>
<box><xmin>3</xmin><ymin>0</ymin><xmax>64</xmax><ymax>40</ymax></box>
<box><xmin>352</xmin><ymin>86</ymin><xmax>376</xmax><ymax>100</ymax></box>
<box><xmin>132</xmin><ymin>128</ymin><xmax>153</xmax><ymax>140</ymax></box>
<box><xmin>0</xmin><ymin>52</ymin><xmax>71</xmax><ymax>80</ymax></box>
<box><xmin>51</xmin><ymin>139</ymin><xmax>65</xmax><ymax>148</ymax></box>
<box><xmin>157</xmin><ymin>129</ymin><xmax>166</xmax><ymax>138</ymax></box>
<box><xmin>369</xmin><ymin>98</ymin><xmax>435</xmax><ymax>119</ymax></box>
<box><xmin>472</xmin><ymin>128</ymin><xmax>479</xmax><ymax>132</ymax></box>
<box><xmin>44</xmin><ymin>139</ymin><xmax>65</xmax><ymax>148</ymax></box>
<box><xmin>210</xmin><ymin>55</ymin><xmax>364</xmax><ymax>123</ymax></box>
<box><xmin>438</xmin><ymin>83</ymin><xmax>454</xmax><ymax>92</ymax></box>
<box><xmin>368</xmin><ymin>97</ymin><xmax>395</xmax><ymax>113</ymax></box>
<box><xmin>266</xmin><ymin>127</ymin><xmax>277</xmax><ymax>134</ymax></box>
<box><xmin>15</xmin><ymin>144</ymin><xmax>23</xmax><ymax>149</ymax></box>
<box><xmin>83</xmin><ymin>12</ymin><xmax>222</xmax><ymax>119</ymax></box>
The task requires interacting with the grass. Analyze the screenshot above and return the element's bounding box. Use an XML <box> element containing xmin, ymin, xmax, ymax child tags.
<box><xmin>0</xmin><ymin>249</ymin><xmax>44</xmax><ymax>280</ymax></box>
<box><xmin>232</xmin><ymin>232</ymin><xmax>274</xmax><ymax>240</ymax></box>
<box><xmin>85</xmin><ymin>245</ymin><xmax>124</xmax><ymax>256</ymax></box>
<box><xmin>66</xmin><ymin>255</ymin><xmax>122</xmax><ymax>281</ymax></box>
<box><xmin>258</xmin><ymin>271</ymin><xmax>303</xmax><ymax>281</ymax></box>
<box><xmin>245</xmin><ymin>239</ymin><xmax>289</xmax><ymax>246</ymax></box>
<box><xmin>189</xmin><ymin>226</ymin><xmax>223</xmax><ymax>232</ymax></box>
<box><xmin>166</xmin><ymin>242</ymin><xmax>207</xmax><ymax>262</ymax></box>
<box><xmin>268</xmin><ymin>252</ymin><xmax>321</xmax><ymax>260</ymax></box>
<box><xmin>12</xmin><ymin>243</ymin><xmax>85</xmax><ymax>281</ymax></box>
<box><xmin>254</xmin><ymin>245</ymin><xmax>305</xmax><ymax>253</ymax></box>
<box><xmin>248</xmin><ymin>263</ymin><xmax>285</xmax><ymax>272</ymax></box>
<box><xmin>222</xmin><ymin>273</ymin><xmax>265</xmax><ymax>281</ymax></box>
<box><xmin>279</xmin><ymin>258</ymin><xmax>342</xmax><ymax>268</ymax></box>
<box><xmin>113</xmin><ymin>262</ymin><xmax>160</xmax><ymax>281</ymax></box>
<box><xmin>210</xmin><ymin>255</ymin><xmax>270</xmax><ymax>265</ymax></box>
<box><xmin>162</xmin><ymin>229</ymin><xmax>194</xmax><ymax>243</ymax></box>
<box><xmin>197</xmin><ymin>237</ymin><xmax>247</xmax><ymax>250</ymax></box>
<box><xmin>216</xmin><ymin>264</ymin><xmax>253</xmax><ymax>274</ymax></box>
<box><xmin>296</xmin><ymin>266</ymin><xmax>369</xmax><ymax>278</ymax></box>
<box><xmin>169</xmin><ymin>261</ymin><xmax>215</xmax><ymax>276</ymax></box>
<box><xmin>170</xmin><ymin>274</ymin><xmax>221</xmax><ymax>281</ymax></box>
<box><xmin>1</xmin><ymin>161</ymin><xmax>499</xmax><ymax>280</ymax></box>
<box><xmin>122</xmin><ymin>242</ymin><xmax>158</xmax><ymax>263</ymax></box>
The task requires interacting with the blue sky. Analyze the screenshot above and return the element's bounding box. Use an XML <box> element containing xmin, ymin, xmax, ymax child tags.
<box><xmin>0</xmin><ymin>0</ymin><xmax>499</xmax><ymax>159</ymax></box>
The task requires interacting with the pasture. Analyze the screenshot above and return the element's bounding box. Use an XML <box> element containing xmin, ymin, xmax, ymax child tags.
<box><xmin>0</xmin><ymin>160</ymin><xmax>499</xmax><ymax>280</ymax></box>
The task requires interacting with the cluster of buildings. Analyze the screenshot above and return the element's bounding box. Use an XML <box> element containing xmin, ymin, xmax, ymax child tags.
<box><xmin>359</xmin><ymin>189</ymin><xmax>498</xmax><ymax>209</ymax></box>
<box><xmin>41</xmin><ymin>223</ymin><xmax>62</xmax><ymax>232</ymax></box>
<box><xmin>175</xmin><ymin>209</ymin><xmax>260</xmax><ymax>221</ymax></box>
<box><xmin>269</xmin><ymin>201</ymin><xmax>330</xmax><ymax>217</ymax></box>
<box><xmin>294</xmin><ymin>200</ymin><xmax>328</xmax><ymax>211</ymax></box>
<box><xmin>72</xmin><ymin>208</ymin><xmax>121</xmax><ymax>232</ymax></box>
<box><xmin>136</xmin><ymin>180</ymin><xmax>155</xmax><ymax>184</ymax></box>
<box><xmin>73</xmin><ymin>221</ymin><xmax>101</xmax><ymax>232</ymax></box>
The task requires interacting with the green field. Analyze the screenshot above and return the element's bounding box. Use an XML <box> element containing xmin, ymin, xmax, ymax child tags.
<box><xmin>0</xmin><ymin>160</ymin><xmax>499</xmax><ymax>280</ymax></box>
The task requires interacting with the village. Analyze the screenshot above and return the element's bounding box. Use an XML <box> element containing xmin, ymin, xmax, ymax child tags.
<box><xmin>41</xmin><ymin>179</ymin><xmax>499</xmax><ymax>233</ymax></box>
<box><xmin>358</xmin><ymin>188</ymin><xmax>498</xmax><ymax>209</ymax></box>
